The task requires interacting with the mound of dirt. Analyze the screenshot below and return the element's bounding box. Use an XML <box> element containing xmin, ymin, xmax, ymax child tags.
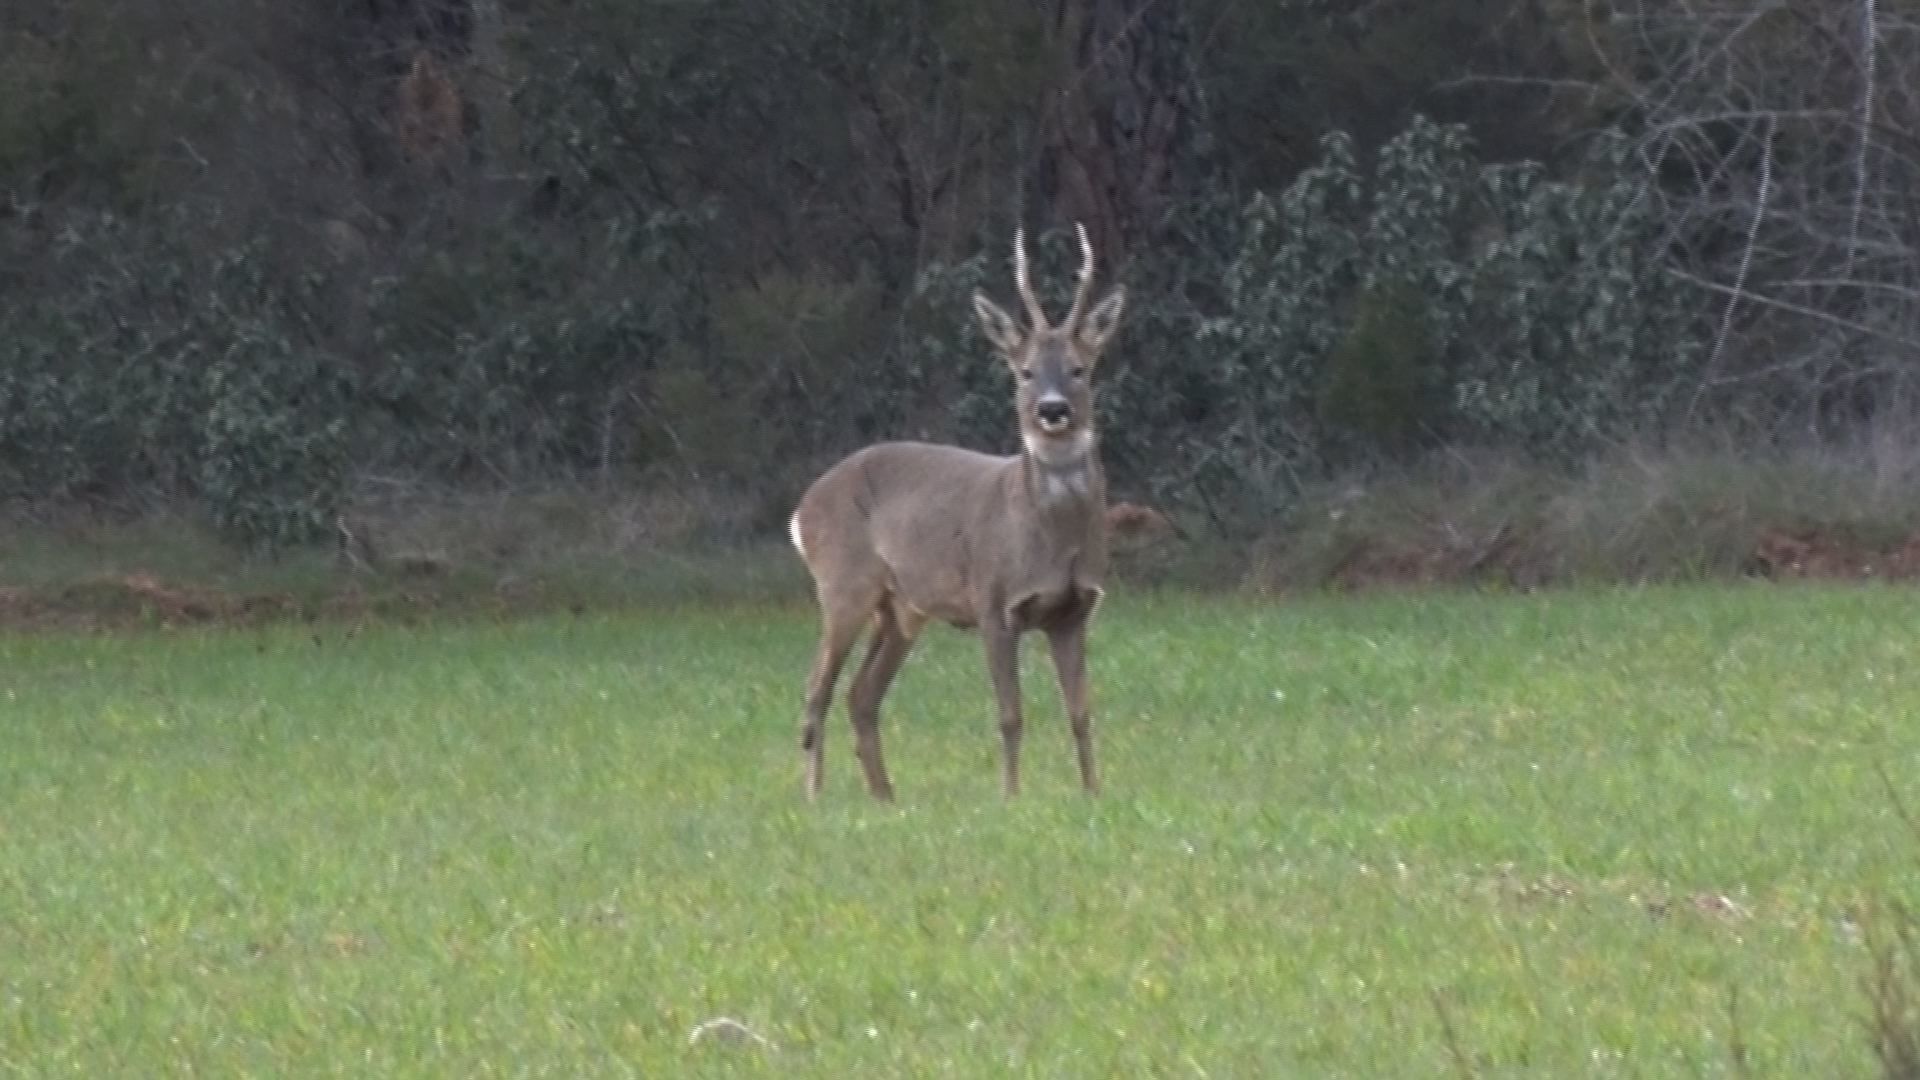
<box><xmin>1750</xmin><ymin>529</ymin><xmax>1920</xmax><ymax>581</ymax></box>
<box><xmin>1105</xmin><ymin>501</ymin><xmax>1177</xmax><ymax>551</ymax></box>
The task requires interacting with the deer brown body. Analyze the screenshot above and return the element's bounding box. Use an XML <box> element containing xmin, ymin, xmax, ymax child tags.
<box><xmin>790</xmin><ymin>225</ymin><xmax>1126</xmax><ymax>800</ymax></box>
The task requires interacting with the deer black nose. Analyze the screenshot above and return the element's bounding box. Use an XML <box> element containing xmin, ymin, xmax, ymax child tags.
<box><xmin>1037</xmin><ymin>399</ymin><xmax>1071</xmax><ymax>425</ymax></box>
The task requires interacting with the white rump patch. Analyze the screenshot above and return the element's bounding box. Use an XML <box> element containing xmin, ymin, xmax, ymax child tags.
<box><xmin>788</xmin><ymin>513</ymin><xmax>806</xmax><ymax>559</ymax></box>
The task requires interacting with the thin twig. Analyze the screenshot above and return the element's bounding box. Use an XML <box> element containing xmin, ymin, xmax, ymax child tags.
<box><xmin>1773</xmin><ymin>277</ymin><xmax>1920</xmax><ymax>301</ymax></box>
<box><xmin>1877</xmin><ymin>760</ymin><xmax>1920</xmax><ymax>843</ymax></box>
<box><xmin>1693</xmin><ymin>112</ymin><xmax>1775</xmax><ymax>418</ymax></box>
<box><xmin>1844</xmin><ymin>0</ymin><xmax>1879</xmax><ymax>277</ymax></box>
<box><xmin>1670</xmin><ymin>268</ymin><xmax>1920</xmax><ymax>352</ymax></box>
<box><xmin>1726</xmin><ymin>984</ymin><xmax>1753</xmax><ymax>1079</ymax></box>
<box><xmin>687</xmin><ymin>1016</ymin><xmax>778</xmax><ymax>1052</ymax></box>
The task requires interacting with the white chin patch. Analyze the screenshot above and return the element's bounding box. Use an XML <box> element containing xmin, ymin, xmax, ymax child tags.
<box><xmin>1024</xmin><ymin>429</ymin><xmax>1093</xmax><ymax>465</ymax></box>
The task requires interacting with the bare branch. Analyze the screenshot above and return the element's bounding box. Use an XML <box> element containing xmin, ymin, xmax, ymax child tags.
<box><xmin>1694</xmin><ymin>111</ymin><xmax>1775</xmax><ymax>417</ymax></box>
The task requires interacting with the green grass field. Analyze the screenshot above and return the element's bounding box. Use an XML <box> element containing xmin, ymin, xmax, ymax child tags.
<box><xmin>3</xmin><ymin>585</ymin><xmax>1918</xmax><ymax>1076</ymax></box>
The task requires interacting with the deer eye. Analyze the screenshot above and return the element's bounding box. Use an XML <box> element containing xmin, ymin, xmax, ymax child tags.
<box><xmin>1017</xmin><ymin>368</ymin><xmax>1034</xmax><ymax>382</ymax></box>
<box><xmin>1070</xmin><ymin>365</ymin><xmax>1086</xmax><ymax>379</ymax></box>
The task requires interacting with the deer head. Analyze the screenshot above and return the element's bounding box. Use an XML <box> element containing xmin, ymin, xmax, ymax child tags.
<box><xmin>970</xmin><ymin>224</ymin><xmax>1126</xmax><ymax>470</ymax></box>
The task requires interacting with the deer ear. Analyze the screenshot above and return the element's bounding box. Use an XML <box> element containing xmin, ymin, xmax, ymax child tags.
<box><xmin>972</xmin><ymin>291</ymin><xmax>1024</xmax><ymax>356</ymax></box>
<box><xmin>1078</xmin><ymin>287</ymin><xmax>1125</xmax><ymax>355</ymax></box>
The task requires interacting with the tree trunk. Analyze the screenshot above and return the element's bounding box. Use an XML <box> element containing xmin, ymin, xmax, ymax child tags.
<box><xmin>1041</xmin><ymin>0</ymin><xmax>1209</xmax><ymax>268</ymax></box>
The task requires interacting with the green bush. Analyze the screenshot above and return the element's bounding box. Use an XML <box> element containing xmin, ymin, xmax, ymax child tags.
<box><xmin>359</xmin><ymin>209</ymin><xmax>707</xmax><ymax>479</ymax></box>
<box><xmin>1186</xmin><ymin>118</ymin><xmax>1707</xmax><ymax>524</ymax></box>
<box><xmin>0</xmin><ymin>212</ymin><xmax>347</xmax><ymax>545</ymax></box>
<box><xmin>0</xmin><ymin>98</ymin><xmax>1707</xmax><ymax>549</ymax></box>
<box><xmin>709</xmin><ymin>269</ymin><xmax>886</xmax><ymax>468</ymax></box>
<box><xmin>886</xmin><ymin>119</ymin><xmax>1707</xmax><ymax>534</ymax></box>
<box><xmin>0</xmin><ymin>196</ymin><xmax>714</xmax><ymax>549</ymax></box>
<box><xmin>197</xmin><ymin>346</ymin><xmax>348</xmax><ymax>550</ymax></box>
<box><xmin>1317</xmin><ymin>282</ymin><xmax>1436</xmax><ymax>454</ymax></box>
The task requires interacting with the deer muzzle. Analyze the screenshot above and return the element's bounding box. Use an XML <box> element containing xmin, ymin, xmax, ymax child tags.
<box><xmin>1035</xmin><ymin>396</ymin><xmax>1072</xmax><ymax>432</ymax></box>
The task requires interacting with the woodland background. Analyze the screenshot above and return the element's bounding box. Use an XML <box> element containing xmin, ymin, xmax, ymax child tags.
<box><xmin>3</xmin><ymin>0</ymin><xmax>1918</xmax><ymax>577</ymax></box>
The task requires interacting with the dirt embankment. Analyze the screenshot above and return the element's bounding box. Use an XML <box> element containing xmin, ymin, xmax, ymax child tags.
<box><xmin>0</xmin><ymin>573</ymin><xmax>463</xmax><ymax>632</ymax></box>
<box><xmin>3</xmin><ymin>514</ymin><xmax>1916</xmax><ymax>632</ymax></box>
<box><xmin>1312</xmin><ymin>526</ymin><xmax>1920</xmax><ymax>592</ymax></box>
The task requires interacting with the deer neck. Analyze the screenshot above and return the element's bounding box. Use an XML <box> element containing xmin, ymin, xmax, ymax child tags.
<box><xmin>1019</xmin><ymin>430</ymin><xmax>1101</xmax><ymax>516</ymax></box>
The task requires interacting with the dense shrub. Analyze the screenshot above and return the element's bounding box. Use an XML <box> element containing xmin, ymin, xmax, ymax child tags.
<box><xmin>890</xmin><ymin>120</ymin><xmax>1707</xmax><ymax>530</ymax></box>
<box><xmin>197</xmin><ymin>341</ymin><xmax>348</xmax><ymax>549</ymax></box>
<box><xmin>360</xmin><ymin>208</ymin><xmax>706</xmax><ymax>478</ymax></box>
<box><xmin>1317</xmin><ymin>282</ymin><xmax>1436</xmax><ymax>455</ymax></box>
<box><xmin>0</xmin><ymin>112</ymin><xmax>1707</xmax><ymax>547</ymax></box>
<box><xmin>0</xmin><ymin>213</ymin><xmax>349</xmax><ymax>546</ymax></box>
<box><xmin>0</xmin><ymin>0</ymin><xmax>1905</xmax><ymax>553</ymax></box>
<box><xmin>1189</xmin><ymin>119</ymin><xmax>1704</xmax><ymax>523</ymax></box>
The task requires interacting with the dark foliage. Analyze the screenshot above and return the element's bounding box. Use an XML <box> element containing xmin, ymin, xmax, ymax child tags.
<box><xmin>1</xmin><ymin>0</ymin><xmax>1903</xmax><ymax>544</ymax></box>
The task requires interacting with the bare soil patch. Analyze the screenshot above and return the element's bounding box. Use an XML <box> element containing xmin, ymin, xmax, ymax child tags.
<box><xmin>0</xmin><ymin>572</ymin><xmax>479</xmax><ymax>632</ymax></box>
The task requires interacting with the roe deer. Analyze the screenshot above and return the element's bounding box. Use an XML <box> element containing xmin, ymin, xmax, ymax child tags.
<box><xmin>789</xmin><ymin>224</ymin><xmax>1126</xmax><ymax>800</ymax></box>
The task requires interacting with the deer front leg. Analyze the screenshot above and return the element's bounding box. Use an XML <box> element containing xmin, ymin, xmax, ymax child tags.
<box><xmin>983</xmin><ymin>621</ymin><xmax>1024</xmax><ymax>797</ymax></box>
<box><xmin>1045</xmin><ymin>614</ymin><xmax>1098</xmax><ymax>795</ymax></box>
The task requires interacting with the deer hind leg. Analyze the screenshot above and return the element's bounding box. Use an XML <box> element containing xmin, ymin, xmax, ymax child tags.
<box><xmin>1045</xmin><ymin>609</ymin><xmax>1099</xmax><ymax>795</ymax></box>
<box><xmin>802</xmin><ymin>588</ymin><xmax>879</xmax><ymax>800</ymax></box>
<box><xmin>844</xmin><ymin>601</ymin><xmax>922</xmax><ymax>801</ymax></box>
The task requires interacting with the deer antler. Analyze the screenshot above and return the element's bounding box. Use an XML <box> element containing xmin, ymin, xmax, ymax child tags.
<box><xmin>1062</xmin><ymin>222</ymin><xmax>1096</xmax><ymax>329</ymax></box>
<box><xmin>1011</xmin><ymin>228</ymin><xmax>1050</xmax><ymax>329</ymax></box>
